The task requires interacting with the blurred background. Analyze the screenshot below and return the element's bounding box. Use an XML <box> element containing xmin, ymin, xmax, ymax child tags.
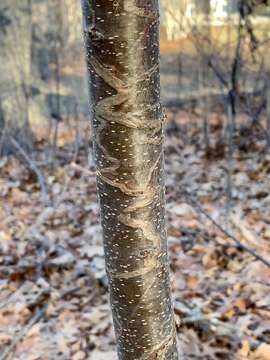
<box><xmin>1</xmin><ymin>1</ymin><xmax>270</xmax><ymax>359</ymax></box>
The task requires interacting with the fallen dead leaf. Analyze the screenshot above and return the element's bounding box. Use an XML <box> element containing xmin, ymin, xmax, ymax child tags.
<box><xmin>252</xmin><ymin>343</ymin><xmax>270</xmax><ymax>360</ymax></box>
<box><xmin>90</xmin><ymin>350</ymin><xmax>117</xmax><ymax>360</ymax></box>
<box><xmin>239</xmin><ymin>340</ymin><xmax>250</xmax><ymax>357</ymax></box>
<box><xmin>73</xmin><ymin>350</ymin><xmax>86</xmax><ymax>360</ymax></box>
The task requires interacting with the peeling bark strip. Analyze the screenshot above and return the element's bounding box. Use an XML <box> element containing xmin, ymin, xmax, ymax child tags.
<box><xmin>81</xmin><ymin>1</ymin><xmax>178</xmax><ymax>359</ymax></box>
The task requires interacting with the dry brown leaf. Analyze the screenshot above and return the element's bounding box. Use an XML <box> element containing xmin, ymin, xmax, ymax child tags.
<box><xmin>234</xmin><ymin>298</ymin><xmax>247</xmax><ymax>312</ymax></box>
<box><xmin>73</xmin><ymin>350</ymin><xmax>86</xmax><ymax>360</ymax></box>
<box><xmin>187</xmin><ymin>275</ymin><xmax>199</xmax><ymax>289</ymax></box>
<box><xmin>252</xmin><ymin>343</ymin><xmax>270</xmax><ymax>360</ymax></box>
<box><xmin>202</xmin><ymin>250</ymin><xmax>217</xmax><ymax>269</ymax></box>
<box><xmin>90</xmin><ymin>350</ymin><xmax>117</xmax><ymax>360</ymax></box>
<box><xmin>239</xmin><ymin>340</ymin><xmax>250</xmax><ymax>357</ymax></box>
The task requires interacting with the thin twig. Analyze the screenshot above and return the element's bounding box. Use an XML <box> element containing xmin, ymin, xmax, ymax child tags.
<box><xmin>174</xmin><ymin>301</ymin><xmax>240</xmax><ymax>339</ymax></box>
<box><xmin>0</xmin><ymin>305</ymin><xmax>46</xmax><ymax>360</ymax></box>
<box><xmin>225</xmin><ymin>102</ymin><xmax>234</xmax><ymax>227</ymax></box>
<box><xmin>184</xmin><ymin>194</ymin><xmax>270</xmax><ymax>269</ymax></box>
<box><xmin>70</xmin><ymin>161</ymin><xmax>95</xmax><ymax>176</ymax></box>
<box><xmin>18</xmin><ymin>171</ymin><xmax>70</xmax><ymax>243</ymax></box>
<box><xmin>10</xmin><ymin>137</ymin><xmax>49</xmax><ymax>204</ymax></box>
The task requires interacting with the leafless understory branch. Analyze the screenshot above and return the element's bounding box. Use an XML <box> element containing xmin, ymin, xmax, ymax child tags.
<box><xmin>184</xmin><ymin>193</ymin><xmax>270</xmax><ymax>269</ymax></box>
<box><xmin>0</xmin><ymin>305</ymin><xmax>47</xmax><ymax>360</ymax></box>
<box><xmin>10</xmin><ymin>137</ymin><xmax>49</xmax><ymax>204</ymax></box>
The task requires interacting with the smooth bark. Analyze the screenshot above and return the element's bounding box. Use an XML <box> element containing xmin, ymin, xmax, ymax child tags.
<box><xmin>81</xmin><ymin>1</ymin><xmax>178</xmax><ymax>359</ymax></box>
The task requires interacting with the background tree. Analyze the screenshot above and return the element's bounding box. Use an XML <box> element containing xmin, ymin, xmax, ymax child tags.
<box><xmin>81</xmin><ymin>0</ymin><xmax>178</xmax><ymax>358</ymax></box>
<box><xmin>0</xmin><ymin>0</ymin><xmax>87</xmax><ymax>156</ymax></box>
<box><xmin>0</xmin><ymin>0</ymin><xmax>33</xmax><ymax>153</ymax></box>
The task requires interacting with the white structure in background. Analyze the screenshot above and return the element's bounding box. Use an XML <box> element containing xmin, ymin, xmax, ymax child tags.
<box><xmin>162</xmin><ymin>0</ymin><xmax>238</xmax><ymax>40</ymax></box>
<box><xmin>186</xmin><ymin>1</ymin><xmax>197</xmax><ymax>19</ymax></box>
<box><xmin>210</xmin><ymin>0</ymin><xmax>229</xmax><ymax>18</ymax></box>
<box><xmin>210</xmin><ymin>0</ymin><xmax>238</xmax><ymax>25</ymax></box>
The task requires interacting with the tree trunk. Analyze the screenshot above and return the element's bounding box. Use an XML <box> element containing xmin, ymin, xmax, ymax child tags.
<box><xmin>267</xmin><ymin>76</ymin><xmax>270</xmax><ymax>143</ymax></box>
<box><xmin>81</xmin><ymin>1</ymin><xmax>178</xmax><ymax>359</ymax></box>
<box><xmin>0</xmin><ymin>0</ymin><xmax>33</xmax><ymax>154</ymax></box>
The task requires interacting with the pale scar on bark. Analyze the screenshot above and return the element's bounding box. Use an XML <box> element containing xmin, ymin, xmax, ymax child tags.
<box><xmin>91</xmin><ymin>55</ymin><xmax>165</xmax><ymax>279</ymax></box>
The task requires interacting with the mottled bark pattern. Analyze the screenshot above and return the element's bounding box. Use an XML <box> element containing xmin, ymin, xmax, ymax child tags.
<box><xmin>81</xmin><ymin>1</ymin><xmax>178</xmax><ymax>359</ymax></box>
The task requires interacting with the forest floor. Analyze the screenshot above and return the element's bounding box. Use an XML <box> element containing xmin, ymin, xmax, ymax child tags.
<box><xmin>0</xmin><ymin>110</ymin><xmax>270</xmax><ymax>360</ymax></box>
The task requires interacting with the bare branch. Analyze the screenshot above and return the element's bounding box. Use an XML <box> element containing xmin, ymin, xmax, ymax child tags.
<box><xmin>184</xmin><ymin>193</ymin><xmax>270</xmax><ymax>269</ymax></box>
<box><xmin>10</xmin><ymin>137</ymin><xmax>49</xmax><ymax>204</ymax></box>
<box><xmin>0</xmin><ymin>305</ymin><xmax>46</xmax><ymax>360</ymax></box>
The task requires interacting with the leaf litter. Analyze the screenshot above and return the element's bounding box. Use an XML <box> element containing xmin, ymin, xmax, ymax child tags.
<box><xmin>0</xmin><ymin>112</ymin><xmax>269</xmax><ymax>359</ymax></box>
